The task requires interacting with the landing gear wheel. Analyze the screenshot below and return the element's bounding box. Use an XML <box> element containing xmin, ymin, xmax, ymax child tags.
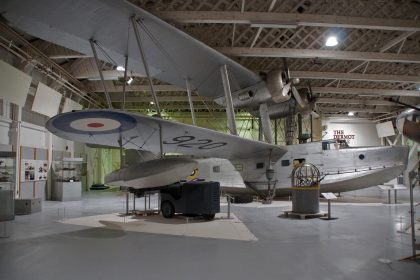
<box><xmin>202</xmin><ymin>214</ymin><xmax>216</xmax><ymax>221</ymax></box>
<box><xmin>161</xmin><ymin>201</ymin><xmax>175</xmax><ymax>218</ymax></box>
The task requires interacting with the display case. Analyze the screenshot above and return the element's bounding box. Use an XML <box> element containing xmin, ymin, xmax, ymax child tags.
<box><xmin>0</xmin><ymin>152</ymin><xmax>16</xmax><ymax>221</ymax></box>
<box><xmin>52</xmin><ymin>157</ymin><xmax>83</xmax><ymax>201</ymax></box>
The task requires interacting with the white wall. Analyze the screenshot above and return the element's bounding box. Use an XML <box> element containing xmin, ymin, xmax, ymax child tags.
<box><xmin>322</xmin><ymin>118</ymin><xmax>381</xmax><ymax>147</ymax></box>
<box><xmin>20</xmin><ymin>122</ymin><xmax>47</xmax><ymax>148</ymax></box>
<box><xmin>0</xmin><ymin>118</ymin><xmax>10</xmax><ymax>145</ymax></box>
<box><xmin>52</xmin><ymin>134</ymin><xmax>67</xmax><ymax>151</ymax></box>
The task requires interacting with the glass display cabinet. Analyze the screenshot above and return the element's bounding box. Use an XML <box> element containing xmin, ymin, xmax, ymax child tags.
<box><xmin>0</xmin><ymin>152</ymin><xmax>16</xmax><ymax>221</ymax></box>
<box><xmin>52</xmin><ymin>157</ymin><xmax>83</xmax><ymax>201</ymax></box>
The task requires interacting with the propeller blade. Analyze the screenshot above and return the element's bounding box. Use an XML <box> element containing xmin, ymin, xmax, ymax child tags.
<box><xmin>282</xmin><ymin>58</ymin><xmax>290</xmax><ymax>82</ymax></box>
<box><xmin>291</xmin><ymin>86</ymin><xmax>305</xmax><ymax>108</ymax></box>
<box><xmin>307</xmin><ymin>81</ymin><xmax>313</xmax><ymax>100</ymax></box>
<box><xmin>311</xmin><ymin>111</ymin><xmax>320</xmax><ymax>118</ymax></box>
<box><xmin>282</xmin><ymin>83</ymin><xmax>291</xmax><ymax>97</ymax></box>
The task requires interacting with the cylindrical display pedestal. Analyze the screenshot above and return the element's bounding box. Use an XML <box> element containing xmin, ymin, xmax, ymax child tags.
<box><xmin>292</xmin><ymin>187</ymin><xmax>319</xmax><ymax>214</ymax></box>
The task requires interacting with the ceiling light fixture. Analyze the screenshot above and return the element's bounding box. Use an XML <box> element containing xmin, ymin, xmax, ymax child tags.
<box><xmin>325</xmin><ymin>36</ymin><xmax>338</xmax><ymax>47</ymax></box>
<box><xmin>116</xmin><ymin>66</ymin><xmax>125</xmax><ymax>71</ymax></box>
<box><xmin>348</xmin><ymin>111</ymin><xmax>354</xmax><ymax>116</ymax></box>
<box><xmin>127</xmin><ymin>77</ymin><xmax>134</xmax><ymax>85</ymax></box>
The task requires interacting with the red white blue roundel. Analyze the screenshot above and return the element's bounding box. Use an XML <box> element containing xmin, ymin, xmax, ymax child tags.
<box><xmin>49</xmin><ymin>111</ymin><xmax>137</xmax><ymax>135</ymax></box>
<box><xmin>70</xmin><ymin>118</ymin><xmax>121</xmax><ymax>132</ymax></box>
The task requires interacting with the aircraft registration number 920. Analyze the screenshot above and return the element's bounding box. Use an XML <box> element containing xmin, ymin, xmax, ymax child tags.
<box><xmin>163</xmin><ymin>136</ymin><xmax>227</xmax><ymax>150</ymax></box>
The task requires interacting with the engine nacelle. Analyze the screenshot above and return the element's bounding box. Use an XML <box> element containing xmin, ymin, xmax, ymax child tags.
<box><xmin>214</xmin><ymin>82</ymin><xmax>271</xmax><ymax>108</ymax></box>
<box><xmin>266</xmin><ymin>68</ymin><xmax>291</xmax><ymax>103</ymax></box>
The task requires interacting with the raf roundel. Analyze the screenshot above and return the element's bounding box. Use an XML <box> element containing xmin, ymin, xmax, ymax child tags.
<box><xmin>50</xmin><ymin>111</ymin><xmax>137</xmax><ymax>135</ymax></box>
<box><xmin>70</xmin><ymin>118</ymin><xmax>121</xmax><ymax>132</ymax></box>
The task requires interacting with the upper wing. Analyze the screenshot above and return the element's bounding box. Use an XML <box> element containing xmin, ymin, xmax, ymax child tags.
<box><xmin>1</xmin><ymin>0</ymin><xmax>261</xmax><ymax>98</ymax></box>
<box><xmin>46</xmin><ymin>110</ymin><xmax>287</xmax><ymax>161</ymax></box>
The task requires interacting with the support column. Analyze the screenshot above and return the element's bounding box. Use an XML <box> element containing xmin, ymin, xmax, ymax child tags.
<box><xmin>89</xmin><ymin>40</ymin><xmax>112</xmax><ymax>109</ymax></box>
<box><xmin>297</xmin><ymin>114</ymin><xmax>303</xmax><ymax>144</ymax></box>
<box><xmin>9</xmin><ymin>104</ymin><xmax>21</xmax><ymax>198</ymax></box>
<box><xmin>46</xmin><ymin>131</ymin><xmax>53</xmax><ymax>199</ymax></box>
<box><xmin>185</xmin><ymin>79</ymin><xmax>196</xmax><ymax>126</ymax></box>
<box><xmin>259</xmin><ymin>103</ymin><xmax>273</xmax><ymax>144</ymax></box>
<box><xmin>274</xmin><ymin>119</ymin><xmax>278</xmax><ymax>145</ymax></box>
<box><xmin>220</xmin><ymin>64</ymin><xmax>237</xmax><ymax>135</ymax></box>
<box><xmin>409</xmin><ymin>171</ymin><xmax>418</xmax><ymax>260</ymax></box>
<box><xmin>258</xmin><ymin>118</ymin><xmax>263</xmax><ymax>142</ymax></box>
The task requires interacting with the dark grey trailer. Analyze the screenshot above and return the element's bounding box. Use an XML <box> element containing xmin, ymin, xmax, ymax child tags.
<box><xmin>160</xmin><ymin>181</ymin><xmax>220</xmax><ymax>220</ymax></box>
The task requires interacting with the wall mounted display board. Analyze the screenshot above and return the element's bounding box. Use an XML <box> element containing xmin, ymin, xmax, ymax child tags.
<box><xmin>19</xmin><ymin>146</ymin><xmax>48</xmax><ymax>200</ymax></box>
<box><xmin>0</xmin><ymin>151</ymin><xmax>16</xmax><ymax>221</ymax></box>
<box><xmin>376</xmin><ymin>121</ymin><xmax>395</xmax><ymax>138</ymax></box>
<box><xmin>32</xmin><ymin>82</ymin><xmax>62</xmax><ymax>117</ymax></box>
<box><xmin>20</xmin><ymin>160</ymin><xmax>48</xmax><ymax>182</ymax></box>
<box><xmin>62</xmin><ymin>98</ymin><xmax>83</xmax><ymax>113</ymax></box>
<box><xmin>0</xmin><ymin>60</ymin><xmax>32</xmax><ymax>107</ymax></box>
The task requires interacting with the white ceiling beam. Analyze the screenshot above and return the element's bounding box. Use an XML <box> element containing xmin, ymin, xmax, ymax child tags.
<box><xmin>319</xmin><ymin>106</ymin><xmax>391</xmax><ymax>113</ymax></box>
<box><xmin>123</xmin><ymin>104</ymin><xmax>222</xmax><ymax>110</ymax></box>
<box><xmin>109</xmin><ymin>95</ymin><xmax>210</xmax><ymax>102</ymax></box>
<box><xmin>157</xmin><ymin>11</ymin><xmax>420</xmax><ymax>31</ymax></box>
<box><xmin>217</xmin><ymin>47</ymin><xmax>420</xmax><ymax>63</ymax></box>
<box><xmin>312</xmin><ymin>87</ymin><xmax>420</xmax><ymax>97</ymax></box>
<box><xmin>290</xmin><ymin>71</ymin><xmax>420</xmax><ymax>83</ymax></box>
<box><xmin>317</xmin><ymin>98</ymin><xmax>403</xmax><ymax>106</ymax></box>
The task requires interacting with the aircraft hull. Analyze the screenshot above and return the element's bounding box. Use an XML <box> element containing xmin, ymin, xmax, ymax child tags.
<box><xmin>223</xmin><ymin>144</ymin><xmax>409</xmax><ymax>197</ymax></box>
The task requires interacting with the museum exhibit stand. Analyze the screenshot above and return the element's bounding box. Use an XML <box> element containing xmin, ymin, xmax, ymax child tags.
<box><xmin>52</xmin><ymin>157</ymin><xmax>83</xmax><ymax>201</ymax></box>
<box><xmin>0</xmin><ymin>151</ymin><xmax>16</xmax><ymax>222</ymax></box>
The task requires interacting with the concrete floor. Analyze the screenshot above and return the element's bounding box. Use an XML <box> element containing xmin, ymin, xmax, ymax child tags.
<box><xmin>0</xmin><ymin>192</ymin><xmax>419</xmax><ymax>280</ymax></box>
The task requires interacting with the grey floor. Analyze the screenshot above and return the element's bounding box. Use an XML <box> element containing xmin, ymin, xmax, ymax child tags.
<box><xmin>0</xmin><ymin>191</ymin><xmax>419</xmax><ymax>280</ymax></box>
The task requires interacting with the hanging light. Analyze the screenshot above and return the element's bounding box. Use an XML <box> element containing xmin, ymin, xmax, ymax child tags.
<box><xmin>150</xmin><ymin>101</ymin><xmax>154</xmax><ymax>105</ymax></box>
<box><xmin>116</xmin><ymin>65</ymin><xmax>125</xmax><ymax>71</ymax></box>
<box><xmin>127</xmin><ymin>77</ymin><xmax>134</xmax><ymax>85</ymax></box>
<box><xmin>325</xmin><ymin>36</ymin><xmax>338</xmax><ymax>47</ymax></box>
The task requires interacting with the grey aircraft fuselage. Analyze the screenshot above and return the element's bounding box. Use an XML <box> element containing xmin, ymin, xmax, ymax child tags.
<box><xmin>200</xmin><ymin>140</ymin><xmax>408</xmax><ymax>196</ymax></box>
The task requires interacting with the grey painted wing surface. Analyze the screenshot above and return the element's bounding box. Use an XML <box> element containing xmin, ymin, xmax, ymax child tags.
<box><xmin>45</xmin><ymin>110</ymin><xmax>287</xmax><ymax>161</ymax></box>
<box><xmin>1</xmin><ymin>0</ymin><xmax>261</xmax><ymax>98</ymax></box>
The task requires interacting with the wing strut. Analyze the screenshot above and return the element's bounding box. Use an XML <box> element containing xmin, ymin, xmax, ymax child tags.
<box><xmin>220</xmin><ymin>64</ymin><xmax>237</xmax><ymax>135</ymax></box>
<box><xmin>121</xmin><ymin>55</ymin><xmax>129</xmax><ymax>110</ymax></box>
<box><xmin>259</xmin><ymin>103</ymin><xmax>273</xmax><ymax>144</ymax></box>
<box><xmin>131</xmin><ymin>16</ymin><xmax>161</xmax><ymax>118</ymax></box>
<box><xmin>89</xmin><ymin>40</ymin><xmax>113</xmax><ymax>109</ymax></box>
<box><xmin>186</xmin><ymin>79</ymin><xmax>197</xmax><ymax>126</ymax></box>
<box><xmin>131</xmin><ymin>16</ymin><xmax>164</xmax><ymax>157</ymax></box>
